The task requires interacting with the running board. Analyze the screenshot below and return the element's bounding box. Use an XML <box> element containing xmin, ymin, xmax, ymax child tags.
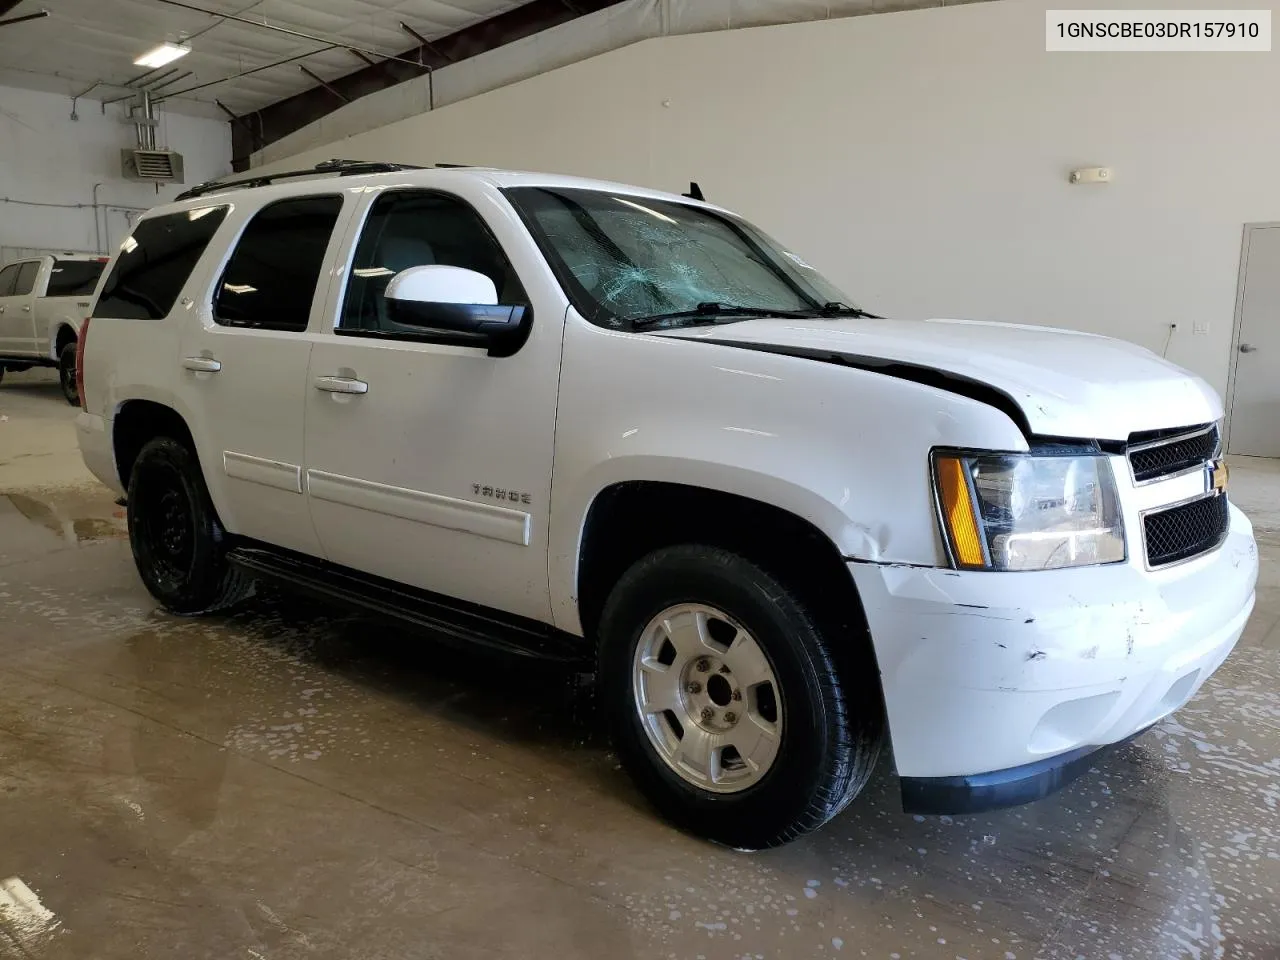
<box><xmin>227</xmin><ymin>545</ymin><xmax>589</xmax><ymax>666</ymax></box>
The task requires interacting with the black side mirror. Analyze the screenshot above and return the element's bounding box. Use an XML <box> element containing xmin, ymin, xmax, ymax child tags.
<box><xmin>384</xmin><ymin>265</ymin><xmax>529</xmax><ymax>357</ymax></box>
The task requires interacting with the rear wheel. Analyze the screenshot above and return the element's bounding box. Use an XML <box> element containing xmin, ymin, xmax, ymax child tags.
<box><xmin>127</xmin><ymin>437</ymin><xmax>253</xmax><ymax>614</ymax></box>
<box><xmin>58</xmin><ymin>341</ymin><xmax>78</xmax><ymax>405</ymax></box>
<box><xmin>598</xmin><ymin>544</ymin><xmax>882</xmax><ymax>848</ymax></box>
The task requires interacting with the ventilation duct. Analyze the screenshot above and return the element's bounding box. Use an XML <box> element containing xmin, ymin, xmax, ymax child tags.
<box><xmin>121</xmin><ymin>91</ymin><xmax>185</xmax><ymax>183</ymax></box>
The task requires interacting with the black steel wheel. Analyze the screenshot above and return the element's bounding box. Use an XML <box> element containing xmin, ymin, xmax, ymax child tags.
<box><xmin>127</xmin><ymin>437</ymin><xmax>253</xmax><ymax>614</ymax></box>
<box><xmin>58</xmin><ymin>341</ymin><xmax>78</xmax><ymax>406</ymax></box>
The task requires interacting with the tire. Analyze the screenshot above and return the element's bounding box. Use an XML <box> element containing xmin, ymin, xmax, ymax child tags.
<box><xmin>0</xmin><ymin>367</ymin><xmax>5</xmax><ymax>384</ymax></box>
<box><xmin>598</xmin><ymin>544</ymin><xmax>882</xmax><ymax>848</ymax></box>
<box><xmin>58</xmin><ymin>341</ymin><xmax>78</xmax><ymax>405</ymax></box>
<box><xmin>127</xmin><ymin>437</ymin><xmax>254</xmax><ymax>615</ymax></box>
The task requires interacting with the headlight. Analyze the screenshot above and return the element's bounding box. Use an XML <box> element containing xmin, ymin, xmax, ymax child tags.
<box><xmin>932</xmin><ymin>449</ymin><xmax>1126</xmax><ymax>571</ymax></box>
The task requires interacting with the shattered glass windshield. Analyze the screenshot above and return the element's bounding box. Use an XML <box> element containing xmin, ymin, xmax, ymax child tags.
<box><xmin>504</xmin><ymin>187</ymin><xmax>853</xmax><ymax>329</ymax></box>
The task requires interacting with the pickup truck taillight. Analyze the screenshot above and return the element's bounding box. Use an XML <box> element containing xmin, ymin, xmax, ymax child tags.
<box><xmin>75</xmin><ymin>317</ymin><xmax>90</xmax><ymax>410</ymax></box>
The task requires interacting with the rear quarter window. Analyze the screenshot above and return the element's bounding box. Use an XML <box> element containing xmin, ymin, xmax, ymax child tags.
<box><xmin>94</xmin><ymin>205</ymin><xmax>229</xmax><ymax>320</ymax></box>
<box><xmin>46</xmin><ymin>259</ymin><xmax>108</xmax><ymax>297</ymax></box>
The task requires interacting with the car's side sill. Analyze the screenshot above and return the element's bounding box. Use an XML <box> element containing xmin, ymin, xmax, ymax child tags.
<box><xmin>226</xmin><ymin>543</ymin><xmax>590</xmax><ymax>666</ymax></box>
<box><xmin>899</xmin><ymin>724</ymin><xmax>1155</xmax><ymax>816</ymax></box>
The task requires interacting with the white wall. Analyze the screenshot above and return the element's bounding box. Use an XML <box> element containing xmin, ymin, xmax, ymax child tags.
<box><xmin>263</xmin><ymin>0</ymin><xmax>1279</xmax><ymax>397</ymax></box>
<box><xmin>253</xmin><ymin>0</ymin><xmax>962</xmax><ymax>165</ymax></box>
<box><xmin>0</xmin><ymin>84</ymin><xmax>231</xmax><ymax>257</ymax></box>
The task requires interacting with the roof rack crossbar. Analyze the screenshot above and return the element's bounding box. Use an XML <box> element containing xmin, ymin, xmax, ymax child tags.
<box><xmin>175</xmin><ymin>159</ymin><xmax>425</xmax><ymax>201</ymax></box>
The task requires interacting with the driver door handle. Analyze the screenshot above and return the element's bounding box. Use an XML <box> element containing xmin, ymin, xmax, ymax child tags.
<box><xmin>21</xmin><ymin>305</ymin><xmax>30</xmax><ymax>313</ymax></box>
<box><xmin>182</xmin><ymin>356</ymin><xmax>222</xmax><ymax>373</ymax></box>
<box><xmin>1239</xmin><ymin>343</ymin><xmax>1258</xmax><ymax>354</ymax></box>
<box><xmin>314</xmin><ymin>375</ymin><xmax>368</xmax><ymax>395</ymax></box>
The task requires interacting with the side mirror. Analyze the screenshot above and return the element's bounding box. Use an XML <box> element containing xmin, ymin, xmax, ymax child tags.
<box><xmin>385</xmin><ymin>265</ymin><xmax>527</xmax><ymax>356</ymax></box>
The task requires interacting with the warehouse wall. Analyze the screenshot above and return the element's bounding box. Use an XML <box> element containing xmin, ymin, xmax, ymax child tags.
<box><xmin>261</xmin><ymin>0</ymin><xmax>1275</xmax><ymax>397</ymax></box>
<box><xmin>0</xmin><ymin>84</ymin><xmax>231</xmax><ymax>257</ymax></box>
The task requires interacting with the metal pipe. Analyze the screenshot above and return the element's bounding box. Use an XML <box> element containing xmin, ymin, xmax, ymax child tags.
<box><xmin>141</xmin><ymin>90</ymin><xmax>156</xmax><ymax>149</ymax></box>
<box><xmin>153</xmin><ymin>0</ymin><xmax>429</xmax><ymax>69</ymax></box>
<box><xmin>0</xmin><ymin>10</ymin><xmax>50</xmax><ymax>29</ymax></box>
<box><xmin>126</xmin><ymin>65</ymin><xmax>174</xmax><ymax>88</ymax></box>
<box><xmin>154</xmin><ymin>45</ymin><xmax>342</xmax><ymax>101</ymax></box>
<box><xmin>92</xmin><ymin>183</ymin><xmax>103</xmax><ymax>254</ymax></box>
<box><xmin>142</xmin><ymin>71</ymin><xmax>194</xmax><ymax>94</ymax></box>
<box><xmin>400</xmin><ymin>20</ymin><xmax>449</xmax><ymax>64</ymax></box>
<box><xmin>300</xmin><ymin>65</ymin><xmax>348</xmax><ymax>103</ymax></box>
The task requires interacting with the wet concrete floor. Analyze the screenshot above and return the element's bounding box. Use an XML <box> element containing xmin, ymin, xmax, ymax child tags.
<box><xmin>1</xmin><ymin>370</ymin><xmax>1278</xmax><ymax>960</ymax></box>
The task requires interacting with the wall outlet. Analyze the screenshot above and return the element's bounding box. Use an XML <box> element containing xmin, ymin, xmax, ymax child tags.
<box><xmin>1193</xmin><ymin>321</ymin><xmax>1209</xmax><ymax>335</ymax></box>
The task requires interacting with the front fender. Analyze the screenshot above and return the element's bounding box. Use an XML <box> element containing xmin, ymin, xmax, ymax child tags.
<box><xmin>547</xmin><ymin>314</ymin><xmax>1028</xmax><ymax>634</ymax></box>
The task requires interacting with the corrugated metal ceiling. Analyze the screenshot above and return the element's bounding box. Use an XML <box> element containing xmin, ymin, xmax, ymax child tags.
<box><xmin>0</xmin><ymin>0</ymin><xmax>527</xmax><ymax>116</ymax></box>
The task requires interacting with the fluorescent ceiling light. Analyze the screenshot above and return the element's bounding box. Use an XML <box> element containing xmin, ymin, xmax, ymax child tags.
<box><xmin>134</xmin><ymin>42</ymin><xmax>191</xmax><ymax>68</ymax></box>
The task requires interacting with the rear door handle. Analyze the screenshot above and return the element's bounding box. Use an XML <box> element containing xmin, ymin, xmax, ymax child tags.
<box><xmin>1239</xmin><ymin>343</ymin><xmax>1258</xmax><ymax>354</ymax></box>
<box><xmin>21</xmin><ymin>305</ymin><xmax>30</xmax><ymax>313</ymax></box>
<box><xmin>314</xmin><ymin>376</ymin><xmax>368</xmax><ymax>395</ymax></box>
<box><xmin>182</xmin><ymin>356</ymin><xmax>222</xmax><ymax>373</ymax></box>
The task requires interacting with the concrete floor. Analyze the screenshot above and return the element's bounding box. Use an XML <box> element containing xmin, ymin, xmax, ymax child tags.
<box><xmin>1</xmin><ymin>368</ymin><xmax>1278</xmax><ymax>960</ymax></box>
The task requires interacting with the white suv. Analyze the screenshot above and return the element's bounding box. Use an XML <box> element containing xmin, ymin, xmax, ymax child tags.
<box><xmin>76</xmin><ymin>160</ymin><xmax>1258</xmax><ymax>848</ymax></box>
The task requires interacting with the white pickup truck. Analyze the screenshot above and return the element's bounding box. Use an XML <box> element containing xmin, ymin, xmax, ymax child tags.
<box><xmin>76</xmin><ymin>160</ymin><xmax>1258</xmax><ymax>848</ymax></box>
<box><xmin>0</xmin><ymin>253</ymin><xmax>108</xmax><ymax>403</ymax></box>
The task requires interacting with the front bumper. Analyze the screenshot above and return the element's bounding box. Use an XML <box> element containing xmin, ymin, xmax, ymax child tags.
<box><xmin>848</xmin><ymin>503</ymin><xmax>1257</xmax><ymax>806</ymax></box>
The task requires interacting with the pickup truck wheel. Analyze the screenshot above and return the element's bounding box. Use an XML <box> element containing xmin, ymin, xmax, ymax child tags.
<box><xmin>58</xmin><ymin>342</ymin><xmax>79</xmax><ymax>405</ymax></box>
<box><xmin>598</xmin><ymin>545</ymin><xmax>880</xmax><ymax>848</ymax></box>
<box><xmin>127</xmin><ymin>437</ymin><xmax>253</xmax><ymax>615</ymax></box>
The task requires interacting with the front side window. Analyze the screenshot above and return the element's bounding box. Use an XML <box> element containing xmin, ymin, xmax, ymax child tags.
<box><xmin>13</xmin><ymin>261</ymin><xmax>39</xmax><ymax>297</ymax></box>
<box><xmin>504</xmin><ymin>187</ymin><xmax>853</xmax><ymax>329</ymax></box>
<box><xmin>96</xmin><ymin>205</ymin><xmax>229</xmax><ymax>320</ymax></box>
<box><xmin>215</xmin><ymin>196</ymin><xmax>343</xmax><ymax>332</ymax></box>
<box><xmin>47</xmin><ymin>259</ymin><xmax>108</xmax><ymax>297</ymax></box>
<box><xmin>0</xmin><ymin>264</ymin><xmax>19</xmax><ymax>297</ymax></box>
<box><xmin>340</xmin><ymin>190</ymin><xmax>527</xmax><ymax>333</ymax></box>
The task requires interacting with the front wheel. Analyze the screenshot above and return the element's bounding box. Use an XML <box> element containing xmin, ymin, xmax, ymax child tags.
<box><xmin>127</xmin><ymin>437</ymin><xmax>253</xmax><ymax>615</ymax></box>
<box><xmin>58</xmin><ymin>341</ymin><xmax>78</xmax><ymax>405</ymax></box>
<box><xmin>598</xmin><ymin>545</ymin><xmax>882</xmax><ymax>848</ymax></box>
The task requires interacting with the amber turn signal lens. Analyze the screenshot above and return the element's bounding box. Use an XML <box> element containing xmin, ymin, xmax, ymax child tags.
<box><xmin>935</xmin><ymin>456</ymin><xmax>987</xmax><ymax>568</ymax></box>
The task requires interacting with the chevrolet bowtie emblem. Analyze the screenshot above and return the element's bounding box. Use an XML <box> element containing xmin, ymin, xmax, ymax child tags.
<box><xmin>1209</xmin><ymin>458</ymin><xmax>1229</xmax><ymax>493</ymax></box>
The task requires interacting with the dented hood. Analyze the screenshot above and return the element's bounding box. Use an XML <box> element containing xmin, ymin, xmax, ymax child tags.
<box><xmin>665</xmin><ymin>317</ymin><xmax>1222</xmax><ymax>441</ymax></box>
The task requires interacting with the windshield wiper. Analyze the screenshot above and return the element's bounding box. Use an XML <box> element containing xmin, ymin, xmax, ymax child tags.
<box><xmin>818</xmin><ymin>301</ymin><xmax>880</xmax><ymax>319</ymax></box>
<box><xmin>631</xmin><ymin>302</ymin><xmax>816</xmax><ymax>328</ymax></box>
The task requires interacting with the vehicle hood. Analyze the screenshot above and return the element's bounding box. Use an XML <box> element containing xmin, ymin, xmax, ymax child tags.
<box><xmin>662</xmin><ymin>317</ymin><xmax>1221</xmax><ymax>441</ymax></box>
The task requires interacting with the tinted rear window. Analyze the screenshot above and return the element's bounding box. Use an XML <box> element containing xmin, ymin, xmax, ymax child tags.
<box><xmin>46</xmin><ymin>259</ymin><xmax>107</xmax><ymax>297</ymax></box>
<box><xmin>95</xmin><ymin>206</ymin><xmax>229</xmax><ymax>320</ymax></box>
<box><xmin>215</xmin><ymin>196</ymin><xmax>343</xmax><ymax>331</ymax></box>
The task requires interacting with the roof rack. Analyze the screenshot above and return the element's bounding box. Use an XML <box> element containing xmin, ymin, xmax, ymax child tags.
<box><xmin>174</xmin><ymin>159</ymin><xmax>426</xmax><ymax>201</ymax></box>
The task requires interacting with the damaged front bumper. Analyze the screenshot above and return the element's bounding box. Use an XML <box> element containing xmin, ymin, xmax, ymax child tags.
<box><xmin>848</xmin><ymin>503</ymin><xmax>1257</xmax><ymax>815</ymax></box>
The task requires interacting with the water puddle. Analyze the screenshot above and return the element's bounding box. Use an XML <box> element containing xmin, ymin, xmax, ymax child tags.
<box><xmin>5</xmin><ymin>489</ymin><xmax>127</xmax><ymax>545</ymax></box>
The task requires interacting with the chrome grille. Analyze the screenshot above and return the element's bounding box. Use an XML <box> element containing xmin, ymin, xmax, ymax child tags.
<box><xmin>1127</xmin><ymin>424</ymin><xmax>1219</xmax><ymax>484</ymax></box>
<box><xmin>1143</xmin><ymin>494</ymin><xmax>1229</xmax><ymax>568</ymax></box>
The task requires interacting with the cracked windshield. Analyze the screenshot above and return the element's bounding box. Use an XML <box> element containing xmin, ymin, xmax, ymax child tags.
<box><xmin>505</xmin><ymin>186</ymin><xmax>853</xmax><ymax>328</ymax></box>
